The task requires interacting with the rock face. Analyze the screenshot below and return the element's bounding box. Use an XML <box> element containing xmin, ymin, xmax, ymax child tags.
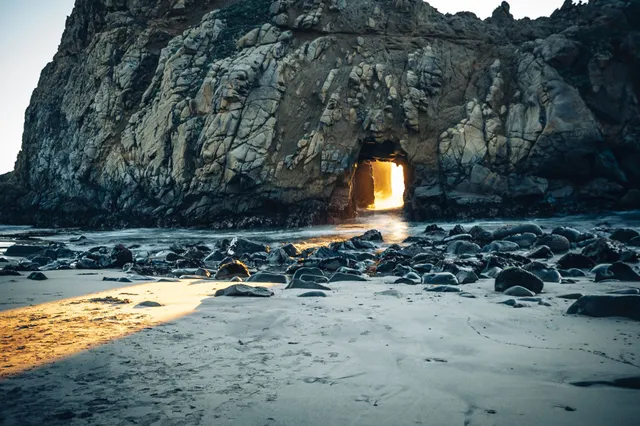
<box><xmin>2</xmin><ymin>0</ymin><xmax>640</xmax><ymax>227</ymax></box>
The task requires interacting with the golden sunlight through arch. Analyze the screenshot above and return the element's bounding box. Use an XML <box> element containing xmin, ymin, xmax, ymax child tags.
<box><xmin>368</xmin><ymin>161</ymin><xmax>405</xmax><ymax>210</ymax></box>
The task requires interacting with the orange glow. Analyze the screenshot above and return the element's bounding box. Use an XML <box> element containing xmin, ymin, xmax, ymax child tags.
<box><xmin>368</xmin><ymin>162</ymin><xmax>405</xmax><ymax>210</ymax></box>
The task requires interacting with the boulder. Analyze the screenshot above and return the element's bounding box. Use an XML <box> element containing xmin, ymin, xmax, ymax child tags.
<box><xmin>610</xmin><ymin>228</ymin><xmax>640</xmax><ymax>243</ymax></box>
<box><xmin>447</xmin><ymin>241</ymin><xmax>481</xmax><ymax>255</ymax></box>
<box><xmin>136</xmin><ymin>301</ymin><xmax>164</xmax><ymax>307</ymax></box>
<box><xmin>230</xmin><ymin>238</ymin><xmax>268</xmax><ymax>257</ymax></box>
<box><xmin>523</xmin><ymin>262</ymin><xmax>562</xmax><ymax>283</ymax></box>
<box><xmin>492</xmin><ymin>224</ymin><xmax>543</xmax><ymax>240</ymax></box>
<box><xmin>423</xmin><ymin>272</ymin><xmax>459</xmax><ymax>285</ymax></box>
<box><xmin>535</xmin><ymin>234</ymin><xmax>570</xmax><ymax>253</ymax></box>
<box><xmin>329</xmin><ymin>272</ymin><xmax>368</xmax><ymax>283</ymax></box>
<box><xmin>214</xmin><ymin>284</ymin><xmax>274</xmax><ymax>298</ymax></box>
<box><xmin>292</xmin><ymin>267</ymin><xmax>324</xmax><ymax>280</ymax></box>
<box><xmin>425</xmin><ymin>285</ymin><xmax>462</xmax><ymax>293</ymax></box>
<box><xmin>285</xmin><ymin>279</ymin><xmax>331</xmax><ymax>290</ymax></box>
<box><xmin>456</xmin><ymin>269</ymin><xmax>479</xmax><ymax>284</ymax></box>
<box><xmin>298</xmin><ymin>291</ymin><xmax>327</xmax><ymax>297</ymax></box>
<box><xmin>606</xmin><ymin>262</ymin><xmax>640</xmax><ymax>282</ymax></box>
<box><xmin>27</xmin><ymin>272</ymin><xmax>48</xmax><ymax>281</ymax></box>
<box><xmin>215</xmin><ymin>261</ymin><xmax>250</xmax><ymax>280</ymax></box>
<box><xmin>567</xmin><ymin>296</ymin><xmax>640</xmax><ymax>321</ymax></box>
<box><xmin>581</xmin><ymin>239</ymin><xmax>621</xmax><ymax>263</ymax></box>
<box><xmin>505</xmin><ymin>233</ymin><xmax>538</xmax><ymax>249</ymax></box>
<box><xmin>557</xmin><ymin>253</ymin><xmax>596</xmax><ymax>270</ymax></box>
<box><xmin>527</xmin><ymin>245</ymin><xmax>554</xmax><ymax>259</ymax></box>
<box><xmin>5</xmin><ymin>245</ymin><xmax>49</xmax><ymax>257</ymax></box>
<box><xmin>551</xmin><ymin>227</ymin><xmax>582</xmax><ymax>242</ymax></box>
<box><xmin>247</xmin><ymin>272</ymin><xmax>288</xmax><ymax>284</ymax></box>
<box><xmin>494</xmin><ymin>267</ymin><xmax>544</xmax><ymax>294</ymax></box>
<box><xmin>503</xmin><ymin>286</ymin><xmax>535</xmax><ymax>297</ymax></box>
<box><xmin>482</xmin><ymin>241</ymin><xmax>520</xmax><ymax>253</ymax></box>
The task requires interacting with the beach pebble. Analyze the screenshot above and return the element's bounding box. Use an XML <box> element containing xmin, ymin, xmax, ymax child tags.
<box><xmin>293</xmin><ymin>267</ymin><xmax>324</xmax><ymax>280</ymax></box>
<box><xmin>610</xmin><ymin>228</ymin><xmax>640</xmax><ymax>243</ymax></box>
<box><xmin>376</xmin><ymin>289</ymin><xmax>402</xmax><ymax>297</ymax></box>
<box><xmin>523</xmin><ymin>262</ymin><xmax>562</xmax><ymax>283</ymax></box>
<box><xmin>558</xmin><ymin>293</ymin><xmax>584</xmax><ymax>300</ymax></box>
<box><xmin>456</xmin><ymin>269</ymin><xmax>479</xmax><ymax>284</ymax></box>
<box><xmin>214</xmin><ymin>284</ymin><xmax>274</xmax><ymax>298</ymax></box>
<box><xmin>557</xmin><ymin>253</ymin><xmax>596</xmax><ymax>270</ymax></box>
<box><xmin>215</xmin><ymin>260</ymin><xmax>250</xmax><ymax>280</ymax></box>
<box><xmin>136</xmin><ymin>301</ymin><xmax>164</xmax><ymax>307</ymax></box>
<box><xmin>503</xmin><ymin>286</ymin><xmax>535</xmax><ymax>297</ymax></box>
<box><xmin>286</xmin><ymin>279</ymin><xmax>331</xmax><ymax>291</ymax></box>
<box><xmin>298</xmin><ymin>291</ymin><xmax>327</xmax><ymax>298</ymax></box>
<box><xmin>495</xmin><ymin>267</ymin><xmax>544</xmax><ymax>294</ymax></box>
<box><xmin>27</xmin><ymin>272</ymin><xmax>48</xmax><ymax>281</ymax></box>
<box><xmin>527</xmin><ymin>245</ymin><xmax>554</xmax><ymax>259</ymax></box>
<box><xmin>329</xmin><ymin>272</ymin><xmax>368</xmax><ymax>283</ymax></box>
<box><xmin>247</xmin><ymin>271</ymin><xmax>288</xmax><ymax>284</ymax></box>
<box><xmin>299</xmin><ymin>274</ymin><xmax>329</xmax><ymax>284</ymax></box>
<box><xmin>536</xmin><ymin>234</ymin><xmax>571</xmax><ymax>253</ymax></box>
<box><xmin>482</xmin><ymin>241</ymin><xmax>520</xmax><ymax>253</ymax></box>
<box><xmin>423</xmin><ymin>272</ymin><xmax>458</xmax><ymax>285</ymax></box>
<box><xmin>424</xmin><ymin>285</ymin><xmax>462</xmax><ymax>293</ymax></box>
<box><xmin>394</xmin><ymin>277</ymin><xmax>417</xmax><ymax>285</ymax></box>
<box><xmin>607</xmin><ymin>288</ymin><xmax>640</xmax><ymax>295</ymax></box>
<box><xmin>492</xmin><ymin>223</ymin><xmax>543</xmax><ymax>240</ymax></box>
<box><xmin>459</xmin><ymin>292</ymin><xmax>477</xmax><ymax>299</ymax></box>
<box><xmin>567</xmin><ymin>295</ymin><xmax>640</xmax><ymax>321</ymax></box>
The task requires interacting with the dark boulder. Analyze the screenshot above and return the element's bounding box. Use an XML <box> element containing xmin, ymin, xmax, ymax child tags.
<box><xmin>230</xmin><ymin>238</ymin><xmax>268</xmax><ymax>257</ymax></box>
<box><xmin>359</xmin><ymin>229</ymin><xmax>383</xmax><ymax>241</ymax></box>
<box><xmin>299</xmin><ymin>274</ymin><xmax>329</xmax><ymax>284</ymax></box>
<box><xmin>423</xmin><ymin>272</ymin><xmax>458</xmax><ymax>285</ymax></box>
<box><xmin>482</xmin><ymin>241</ymin><xmax>520</xmax><ymax>253</ymax></box>
<box><xmin>111</xmin><ymin>245</ymin><xmax>133</xmax><ymax>268</ymax></box>
<box><xmin>567</xmin><ymin>295</ymin><xmax>640</xmax><ymax>321</ymax></box>
<box><xmin>449</xmin><ymin>224</ymin><xmax>467</xmax><ymax>236</ymax></box>
<box><xmin>610</xmin><ymin>228</ymin><xmax>640</xmax><ymax>243</ymax></box>
<box><xmin>557</xmin><ymin>253</ymin><xmax>596</xmax><ymax>270</ymax></box>
<box><xmin>552</xmin><ymin>227</ymin><xmax>582</xmax><ymax>243</ymax></box>
<box><xmin>523</xmin><ymin>261</ymin><xmax>562</xmax><ymax>283</ymax></box>
<box><xmin>247</xmin><ymin>272</ymin><xmax>288</xmax><ymax>284</ymax></box>
<box><xmin>215</xmin><ymin>260</ymin><xmax>250</xmax><ymax>280</ymax></box>
<box><xmin>606</xmin><ymin>262</ymin><xmax>640</xmax><ymax>282</ymax></box>
<box><xmin>492</xmin><ymin>224</ymin><xmax>543</xmax><ymax>240</ymax></box>
<box><xmin>581</xmin><ymin>239</ymin><xmax>621</xmax><ymax>264</ymax></box>
<box><xmin>285</xmin><ymin>279</ymin><xmax>331</xmax><ymax>290</ymax></box>
<box><xmin>527</xmin><ymin>245</ymin><xmax>554</xmax><ymax>259</ymax></box>
<box><xmin>329</xmin><ymin>272</ymin><xmax>368</xmax><ymax>283</ymax></box>
<box><xmin>456</xmin><ymin>269</ymin><xmax>479</xmax><ymax>284</ymax></box>
<box><xmin>27</xmin><ymin>272</ymin><xmax>48</xmax><ymax>281</ymax></box>
<box><xmin>425</xmin><ymin>285</ymin><xmax>462</xmax><ymax>293</ymax></box>
<box><xmin>535</xmin><ymin>234</ymin><xmax>571</xmax><ymax>253</ymax></box>
<box><xmin>5</xmin><ymin>244</ymin><xmax>49</xmax><ymax>257</ymax></box>
<box><xmin>281</xmin><ymin>243</ymin><xmax>301</xmax><ymax>257</ymax></box>
<box><xmin>494</xmin><ymin>267</ymin><xmax>544</xmax><ymax>294</ymax></box>
<box><xmin>447</xmin><ymin>241</ymin><xmax>481</xmax><ymax>255</ymax></box>
<box><xmin>292</xmin><ymin>267</ymin><xmax>324</xmax><ymax>280</ymax></box>
<box><xmin>298</xmin><ymin>291</ymin><xmax>327</xmax><ymax>297</ymax></box>
<box><xmin>214</xmin><ymin>284</ymin><xmax>274</xmax><ymax>298</ymax></box>
<box><xmin>505</xmin><ymin>233</ymin><xmax>538</xmax><ymax>249</ymax></box>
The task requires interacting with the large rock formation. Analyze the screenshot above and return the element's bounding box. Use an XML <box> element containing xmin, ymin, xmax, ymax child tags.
<box><xmin>2</xmin><ymin>0</ymin><xmax>640</xmax><ymax>228</ymax></box>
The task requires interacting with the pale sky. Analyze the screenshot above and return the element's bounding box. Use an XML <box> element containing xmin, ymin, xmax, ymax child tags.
<box><xmin>0</xmin><ymin>0</ymin><xmax>568</xmax><ymax>174</ymax></box>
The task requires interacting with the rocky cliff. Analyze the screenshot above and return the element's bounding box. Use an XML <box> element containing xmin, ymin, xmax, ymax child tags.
<box><xmin>2</xmin><ymin>0</ymin><xmax>640</xmax><ymax>228</ymax></box>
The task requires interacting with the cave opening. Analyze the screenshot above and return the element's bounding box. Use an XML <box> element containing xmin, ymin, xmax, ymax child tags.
<box><xmin>352</xmin><ymin>140</ymin><xmax>410</xmax><ymax>212</ymax></box>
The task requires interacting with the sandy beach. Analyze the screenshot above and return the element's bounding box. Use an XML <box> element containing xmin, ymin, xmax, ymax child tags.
<box><xmin>1</xmin><ymin>270</ymin><xmax>639</xmax><ymax>425</ymax></box>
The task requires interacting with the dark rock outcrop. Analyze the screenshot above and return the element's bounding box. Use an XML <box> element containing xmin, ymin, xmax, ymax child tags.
<box><xmin>2</xmin><ymin>0</ymin><xmax>640</xmax><ymax>227</ymax></box>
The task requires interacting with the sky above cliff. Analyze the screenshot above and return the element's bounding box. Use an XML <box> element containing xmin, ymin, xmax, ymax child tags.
<box><xmin>0</xmin><ymin>0</ymin><xmax>568</xmax><ymax>175</ymax></box>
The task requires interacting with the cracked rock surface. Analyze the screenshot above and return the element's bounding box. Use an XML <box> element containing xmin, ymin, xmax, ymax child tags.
<box><xmin>2</xmin><ymin>0</ymin><xmax>640</xmax><ymax>228</ymax></box>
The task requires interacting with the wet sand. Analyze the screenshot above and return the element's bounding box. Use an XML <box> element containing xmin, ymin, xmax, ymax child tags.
<box><xmin>1</xmin><ymin>271</ymin><xmax>639</xmax><ymax>425</ymax></box>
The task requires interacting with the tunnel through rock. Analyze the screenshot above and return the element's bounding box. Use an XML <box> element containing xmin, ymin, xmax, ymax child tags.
<box><xmin>352</xmin><ymin>140</ymin><xmax>409</xmax><ymax>212</ymax></box>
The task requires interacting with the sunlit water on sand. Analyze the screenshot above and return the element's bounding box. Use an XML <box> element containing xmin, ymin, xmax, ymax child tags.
<box><xmin>2</xmin><ymin>210</ymin><xmax>640</xmax><ymax>255</ymax></box>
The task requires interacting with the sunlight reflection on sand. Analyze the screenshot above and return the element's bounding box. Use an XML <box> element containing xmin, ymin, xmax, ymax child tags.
<box><xmin>0</xmin><ymin>279</ymin><xmax>274</xmax><ymax>378</ymax></box>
